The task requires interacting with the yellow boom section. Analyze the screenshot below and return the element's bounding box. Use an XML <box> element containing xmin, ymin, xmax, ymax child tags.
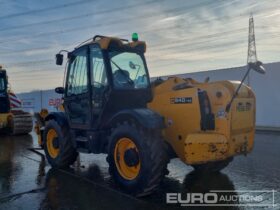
<box><xmin>148</xmin><ymin>77</ymin><xmax>255</xmax><ymax>165</ymax></box>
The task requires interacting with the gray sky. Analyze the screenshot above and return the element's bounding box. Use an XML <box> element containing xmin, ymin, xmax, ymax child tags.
<box><xmin>0</xmin><ymin>0</ymin><xmax>279</xmax><ymax>93</ymax></box>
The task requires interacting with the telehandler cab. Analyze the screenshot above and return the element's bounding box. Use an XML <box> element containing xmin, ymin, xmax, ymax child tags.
<box><xmin>36</xmin><ymin>35</ymin><xmax>168</xmax><ymax>196</ymax></box>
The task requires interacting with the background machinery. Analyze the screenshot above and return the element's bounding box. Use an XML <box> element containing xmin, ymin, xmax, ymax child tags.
<box><xmin>0</xmin><ymin>66</ymin><xmax>33</xmax><ymax>135</ymax></box>
<box><xmin>35</xmin><ymin>34</ymin><xmax>264</xmax><ymax>196</ymax></box>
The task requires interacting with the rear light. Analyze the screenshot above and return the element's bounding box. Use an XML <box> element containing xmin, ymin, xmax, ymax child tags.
<box><xmin>198</xmin><ymin>89</ymin><xmax>215</xmax><ymax>130</ymax></box>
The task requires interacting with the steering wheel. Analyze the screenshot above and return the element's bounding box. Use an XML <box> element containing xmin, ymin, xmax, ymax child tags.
<box><xmin>113</xmin><ymin>70</ymin><xmax>134</xmax><ymax>87</ymax></box>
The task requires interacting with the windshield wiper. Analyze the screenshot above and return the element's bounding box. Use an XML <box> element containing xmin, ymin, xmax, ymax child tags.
<box><xmin>111</xmin><ymin>59</ymin><xmax>134</xmax><ymax>85</ymax></box>
<box><xmin>111</xmin><ymin>59</ymin><xmax>122</xmax><ymax>71</ymax></box>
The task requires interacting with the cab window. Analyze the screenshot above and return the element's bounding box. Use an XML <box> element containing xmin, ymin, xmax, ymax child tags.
<box><xmin>109</xmin><ymin>51</ymin><xmax>148</xmax><ymax>89</ymax></box>
<box><xmin>91</xmin><ymin>47</ymin><xmax>107</xmax><ymax>88</ymax></box>
<box><xmin>66</xmin><ymin>49</ymin><xmax>88</xmax><ymax>96</ymax></box>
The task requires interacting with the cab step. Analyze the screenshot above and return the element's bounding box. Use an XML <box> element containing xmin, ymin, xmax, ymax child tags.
<box><xmin>75</xmin><ymin>136</ymin><xmax>90</xmax><ymax>153</ymax></box>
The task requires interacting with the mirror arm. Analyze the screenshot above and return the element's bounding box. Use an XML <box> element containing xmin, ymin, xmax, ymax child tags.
<box><xmin>226</xmin><ymin>66</ymin><xmax>251</xmax><ymax>112</ymax></box>
<box><xmin>59</xmin><ymin>50</ymin><xmax>69</xmax><ymax>54</ymax></box>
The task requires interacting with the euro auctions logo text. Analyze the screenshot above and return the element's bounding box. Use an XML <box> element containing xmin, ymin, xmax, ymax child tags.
<box><xmin>167</xmin><ymin>192</ymin><xmax>219</xmax><ymax>205</ymax></box>
<box><xmin>166</xmin><ymin>190</ymin><xmax>276</xmax><ymax>207</ymax></box>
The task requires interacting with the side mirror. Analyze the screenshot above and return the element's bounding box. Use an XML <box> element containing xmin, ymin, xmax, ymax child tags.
<box><xmin>55</xmin><ymin>87</ymin><xmax>64</xmax><ymax>94</ymax></box>
<box><xmin>249</xmin><ymin>60</ymin><xmax>266</xmax><ymax>74</ymax></box>
<box><xmin>56</xmin><ymin>54</ymin><xmax>63</xmax><ymax>65</ymax></box>
<box><xmin>129</xmin><ymin>61</ymin><xmax>136</xmax><ymax>69</ymax></box>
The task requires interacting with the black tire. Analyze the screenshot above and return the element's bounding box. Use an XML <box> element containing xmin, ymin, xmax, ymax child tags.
<box><xmin>107</xmin><ymin>121</ymin><xmax>168</xmax><ymax>196</ymax></box>
<box><xmin>192</xmin><ymin>157</ymin><xmax>233</xmax><ymax>173</ymax></box>
<box><xmin>43</xmin><ymin>120</ymin><xmax>78</xmax><ymax>168</ymax></box>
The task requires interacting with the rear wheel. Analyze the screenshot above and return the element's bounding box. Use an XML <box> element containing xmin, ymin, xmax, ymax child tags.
<box><xmin>43</xmin><ymin>120</ymin><xmax>78</xmax><ymax>168</ymax></box>
<box><xmin>9</xmin><ymin>113</ymin><xmax>33</xmax><ymax>135</ymax></box>
<box><xmin>192</xmin><ymin>157</ymin><xmax>233</xmax><ymax>172</ymax></box>
<box><xmin>107</xmin><ymin>122</ymin><xmax>168</xmax><ymax>196</ymax></box>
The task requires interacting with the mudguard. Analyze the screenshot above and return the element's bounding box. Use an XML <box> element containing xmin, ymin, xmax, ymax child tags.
<box><xmin>106</xmin><ymin>108</ymin><xmax>165</xmax><ymax>129</ymax></box>
<box><xmin>45</xmin><ymin>112</ymin><xmax>68</xmax><ymax>127</ymax></box>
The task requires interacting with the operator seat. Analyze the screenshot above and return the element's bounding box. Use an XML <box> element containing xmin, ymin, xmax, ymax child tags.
<box><xmin>113</xmin><ymin>70</ymin><xmax>134</xmax><ymax>88</ymax></box>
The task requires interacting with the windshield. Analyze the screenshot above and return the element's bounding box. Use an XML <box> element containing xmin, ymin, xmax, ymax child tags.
<box><xmin>109</xmin><ymin>51</ymin><xmax>149</xmax><ymax>89</ymax></box>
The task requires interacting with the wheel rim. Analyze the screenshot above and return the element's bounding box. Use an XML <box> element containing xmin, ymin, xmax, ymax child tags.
<box><xmin>114</xmin><ymin>137</ymin><xmax>140</xmax><ymax>180</ymax></box>
<box><xmin>46</xmin><ymin>128</ymin><xmax>60</xmax><ymax>158</ymax></box>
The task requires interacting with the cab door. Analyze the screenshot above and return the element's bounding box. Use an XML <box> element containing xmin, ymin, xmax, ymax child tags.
<box><xmin>64</xmin><ymin>46</ymin><xmax>91</xmax><ymax>129</ymax></box>
<box><xmin>90</xmin><ymin>45</ymin><xmax>109</xmax><ymax>126</ymax></box>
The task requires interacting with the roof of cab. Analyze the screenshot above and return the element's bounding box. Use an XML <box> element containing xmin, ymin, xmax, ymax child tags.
<box><xmin>76</xmin><ymin>35</ymin><xmax>146</xmax><ymax>52</ymax></box>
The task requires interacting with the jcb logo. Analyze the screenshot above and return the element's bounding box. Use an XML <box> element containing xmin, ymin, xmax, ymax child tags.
<box><xmin>236</xmin><ymin>102</ymin><xmax>251</xmax><ymax>112</ymax></box>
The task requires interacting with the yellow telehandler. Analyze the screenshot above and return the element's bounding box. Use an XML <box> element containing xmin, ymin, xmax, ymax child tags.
<box><xmin>35</xmin><ymin>34</ymin><xmax>264</xmax><ymax>196</ymax></box>
<box><xmin>0</xmin><ymin>66</ymin><xmax>33</xmax><ymax>135</ymax></box>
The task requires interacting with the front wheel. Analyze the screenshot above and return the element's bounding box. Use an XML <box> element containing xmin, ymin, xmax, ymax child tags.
<box><xmin>43</xmin><ymin>120</ymin><xmax>78</xmax><ymax>168</ymax></box>
<box><xmin>192</xmin><ymin>157</ymin><xmax>233</xmax><ymax>173</ymax></box>
<box><xmin>107</xmin><ymin>122</ymin><xmax>168</xmax><ymax>196</ymax></box>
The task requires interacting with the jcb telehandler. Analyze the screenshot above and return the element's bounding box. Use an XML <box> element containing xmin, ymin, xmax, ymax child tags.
<box><xmin>35</xmin><ymin>34</ymin><xmax>264</xmax><ymax>196</ymax></box>
<box><xmin>0</xmin><ymin>66</ymin><xmax>33</xmax><ymax>135</ymax></box>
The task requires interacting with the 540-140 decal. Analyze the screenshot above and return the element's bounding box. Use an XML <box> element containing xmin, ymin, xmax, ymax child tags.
<box><xmin>170</xmin><ymin>97</ymin><xmax>192</xmax><ymax>104</ymax></box>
